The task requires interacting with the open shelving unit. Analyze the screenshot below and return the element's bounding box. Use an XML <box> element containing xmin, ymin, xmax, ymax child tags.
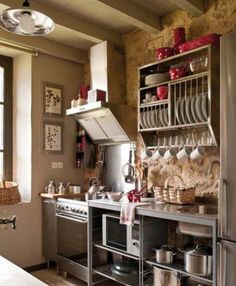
<box><xmin>146</xmin><ymin>257</ymin><xmax>213</xmax><ymax>285</ymax></box>
<box><xmin>138</xmin><ymin>44</ymin><xmax>220</xmax><ymax>149</ymax></box>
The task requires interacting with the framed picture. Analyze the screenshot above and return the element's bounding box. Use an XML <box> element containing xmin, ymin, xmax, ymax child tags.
<box><xmin>43</xmin><ymin>121</ymin><xmax>63</xmax><ymax>153</ymax></box>
<box><xmin>43</xmin><ymin>82</ymin><xmax>63</xmax><ymax>117</ymax></box>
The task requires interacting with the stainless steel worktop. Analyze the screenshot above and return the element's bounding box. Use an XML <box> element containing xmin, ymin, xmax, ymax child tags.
<box><xmin>88</xmin><ymin>199</ymin><xmax>217</xmax><ymax>226</ymax></box>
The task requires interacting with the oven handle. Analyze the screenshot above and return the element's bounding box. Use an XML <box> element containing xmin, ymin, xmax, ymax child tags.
<box><xmin>56</xmin><ymin>213</ymin><xmax>88</xmax><ymax>224</ymax></box>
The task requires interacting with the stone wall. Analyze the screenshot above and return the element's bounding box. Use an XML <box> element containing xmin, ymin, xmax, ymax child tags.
<box><xmin>120</xmin><ymin>0</ymin><xmax>236</xmax><ymax>197</ymax></box>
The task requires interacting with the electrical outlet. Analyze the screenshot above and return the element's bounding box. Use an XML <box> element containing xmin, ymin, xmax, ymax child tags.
<box><xmin>51</xmin><ymin>162</ymin><xmax>58</xmax><ymax>169</ymax></box>
<box><xmin>57</xmin><ymin>162</ymin><xmax>63</xmax><ymax>169</ymax></box>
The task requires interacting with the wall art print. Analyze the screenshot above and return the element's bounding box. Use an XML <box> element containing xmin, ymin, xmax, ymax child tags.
<box><xmin>43</xmin><ymin>82</ymin><xmax>63</xmax><ymax>117</ymax></box>
<box><xmin>43</xmin><ymin>121</ymin><xmax>63</xmax><ymax>153</ymax></box>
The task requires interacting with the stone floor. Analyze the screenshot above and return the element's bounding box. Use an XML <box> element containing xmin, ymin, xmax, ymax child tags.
<box><xmin>32</xmin><ymin>268</ymin><xmax>86</xmax><ymax>286</ymax></box>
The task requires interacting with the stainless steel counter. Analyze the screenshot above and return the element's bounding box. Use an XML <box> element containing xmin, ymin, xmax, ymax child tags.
<box><xmin>88</xmin><ymin>199</ymin><xmax>217</xmax><ymax>226</ymax></box>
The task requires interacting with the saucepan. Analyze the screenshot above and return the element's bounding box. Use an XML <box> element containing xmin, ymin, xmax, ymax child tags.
<box><xmin>153</xmin><ymin>245</ymin><xmax>176</xmax><ymax>264</ymax></box>
<box><xmin>179</xmin><ymin>244</ymin><xmax>212</xmax><ymax>276</ymax></box>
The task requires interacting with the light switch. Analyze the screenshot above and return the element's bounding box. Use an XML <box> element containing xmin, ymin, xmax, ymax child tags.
<box><xmin>57</xmin><ymin>162</ymin><xmax>63</xmax><ymax>169</ymax></box>
<box><xmin>51</xmin><ymin>162</ymin><xmax>58</xmax><ymax>169</ymax></box>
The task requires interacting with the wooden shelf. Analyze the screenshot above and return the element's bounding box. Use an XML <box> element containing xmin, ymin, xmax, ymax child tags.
<box><xmin>140</xmin><ymin>99</ymin><xmax>168</xmax><ymax>108</ymax></box>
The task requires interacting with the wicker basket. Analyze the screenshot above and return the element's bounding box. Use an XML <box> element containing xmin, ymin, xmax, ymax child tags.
<box><xmin>154</xmin><ymin>175</ymin><xmax>195</xmax><ymax>205</ymax></box>
<box><xmin>0</xmin><ymin>179</ymin><xmax>21</xmax><ymax>205</ymax></box>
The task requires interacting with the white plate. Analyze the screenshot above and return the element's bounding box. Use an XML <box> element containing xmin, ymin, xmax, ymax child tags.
<box><xmin>146</xmin><ymin>110</ymin><xmax>152</xmax><ymax>128</ymax></box>
<box><xmin>185</xmin><ymin>96</ymin><xmax>194</xmax><ymax>124</ymax></box>
<box><xmin>163</xmin><ymin>108</ymin><xmax>169</xmax><ymax>126</ymax></box>
<box><xmin>201</xmin><ymin>93</ymin><xmax>208</xmax><ymax>120</ymax></box>
<box><xmin>143</xmin><ymin>111</ymin><xmax>149</xmax><ymax>128</ymax></box>
<box><xmin>191</xmin><ymin>96</ymin><xmax>199</xmax><ymax>123</ymax></box>
<box><xmin>175</xmin><ymin>98</ymin><xmax>183</xmax><ymax>125</ymax></box>
<box><xmin>159</xmin><ymin>109</ymin><xmax>164</xmax><ymax>127</ymax></box>
<box><xmin>150</xmin><ymin>109</ymin><xmax>156</xmax><ymax>128</ymax></box>
<box><xmin>140</xmin><ymin>112</ymin><xmax>145</xmax><ymax>129</ymax></box>
<box><xmin>180</xmin><ymin>97</ymin><xmax>188</xmax><ymax>124</ymax></box>
<box><xmin>155</xmin><ymin>109</ymin><xmax>159</xmax><ymax>127</ymax></box>
<box><xmin>195</xmin><ymin>94</ymin><xmax>205</xmax><ymax>122</ymax></box>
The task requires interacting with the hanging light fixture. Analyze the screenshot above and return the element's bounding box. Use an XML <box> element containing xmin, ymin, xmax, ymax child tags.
<box><xmin>0</xmin><ymin>0</ymin><xmax>55</xmax><ymax>36</ymax></box>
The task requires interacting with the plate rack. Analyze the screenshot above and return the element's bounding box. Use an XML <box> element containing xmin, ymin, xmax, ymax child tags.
<box><xmin>138</xmin><ymin>44</ymin><xmax>220</xmax><ymax>149</ymax></box>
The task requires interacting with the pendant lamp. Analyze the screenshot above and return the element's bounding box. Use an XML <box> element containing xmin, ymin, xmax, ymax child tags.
<box><xmin>0</xmin><ymin>0</ymin><xmax>55</xmax><ymax>36</ymax></box>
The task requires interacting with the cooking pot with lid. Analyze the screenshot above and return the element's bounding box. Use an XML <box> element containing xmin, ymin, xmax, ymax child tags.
<box><xmin>153</xmin><ymin>245</ymin><xmax>176</xmax><ymax>264</ymax></box>
<box><xmin>179</xmin><ymin>244</ymin><xmax>212</xmax><ymax>276</ymax></box>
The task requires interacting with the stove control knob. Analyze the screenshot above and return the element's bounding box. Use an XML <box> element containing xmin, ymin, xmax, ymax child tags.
<box><xmin>71</xmin><ymin>208</ymin><xmax>75</xmax><ymax>213</ymax></box>
<box><xmin>61</xmin><ymin>206</ymin><xmax>65</xmax><ymax>211</ymax></box>
<box><xmin>83</xmin><ymin>211</ymin><xmax>87</xmax><ymax>215</ymax></box>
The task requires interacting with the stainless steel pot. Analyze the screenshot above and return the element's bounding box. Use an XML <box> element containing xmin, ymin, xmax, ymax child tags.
<box><xmin>153</xmin><ymin>245</ymin><xmax>176</xmax><ymax>264</ymax></box>
<box><xmin>180</xmin><ymin>245</ymin><xmax>212</xmax><ymax>276</ymax></box>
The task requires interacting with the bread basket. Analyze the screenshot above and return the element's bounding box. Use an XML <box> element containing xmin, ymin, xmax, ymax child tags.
<box><xmin>154</xmin><ymin>175</ymin><xmax>195</xmax><ymax>205</ymax></box>
<box><xmin>0</xmin><ymin>179</ymin><xmax>21</xmax><ymax>205</ymax></box>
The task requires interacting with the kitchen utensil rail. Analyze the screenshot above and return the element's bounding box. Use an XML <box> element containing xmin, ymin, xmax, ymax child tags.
<box><xmin>146</xmin><ymin>258</ymin><xmax>213</xmax><ymax>284</ymax></box>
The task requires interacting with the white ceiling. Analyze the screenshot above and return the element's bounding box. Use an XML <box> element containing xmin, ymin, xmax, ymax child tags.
<box><xmin>0</xmin><ymin>0</ymin><xmax>205</xmax><ymax>55</ymax></box>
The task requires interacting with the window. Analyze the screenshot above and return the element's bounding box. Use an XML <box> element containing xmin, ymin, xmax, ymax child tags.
<box><xmin>0</xmin><ymin>55</ymin><xmax>13</xmax><ymax>180</ymax></box>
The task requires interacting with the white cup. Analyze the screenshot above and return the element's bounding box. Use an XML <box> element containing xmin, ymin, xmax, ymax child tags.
<box><xmin>141</xmin><ymin>149</ymin><xmax>153</xmax><ymax>160</ymax></box>
<box><xmin>151</xmin><ymin>148</ymin><xmax>165</xmax><ymax>160</ymax></box>
<box><xmin>164</xmin><ymin>148</ymin><xmax>177</xmax><ymax>160</ymax></box>
<box><xmin>69</xmin><ymin>185</ymin><xmax>81</xmax><ymax>193</ymax></box>
<box><xmin>176</xmin><ymin>147</ymin><xmax>191</xmax><ymax>160</ymax></box>
<box><xmin>190</xmin><ymin>146</ymin><xmax>204</xmax><ymax>160</ymax></box>
<box><xmin>151</xmin><ymin>95</ymin><xmax>158</xmax><ymax>101</ymax></box>
<box><xmin>145</xmin><ymin>93</ymin><xmax>152</xmax><ymax>101</ymax></box>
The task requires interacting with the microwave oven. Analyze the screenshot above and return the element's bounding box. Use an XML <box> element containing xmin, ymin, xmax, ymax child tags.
<box><xmin>102</xmin><ymin>213</ymin><xmax>167</xmax><ymax>257</ymax></box>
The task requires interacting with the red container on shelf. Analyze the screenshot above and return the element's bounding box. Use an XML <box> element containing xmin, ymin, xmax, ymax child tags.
<box><xmin>179</xmin><ymin>33</ymin><xmax>221</xmax><ymax>53</ymax></box>
<box><xmin>156</xmin><ymin>47</ymin><xmax>173</xmax><ymax>60</ymax></box>
<box><xmin>156</xmin><ymin>85</ymin><xmax>168</xmax><ymax>100</ymax></box>
<box><xmin>173</xmin><ymin>27</ymin><xmax>185</xmax><ymax>54</ymax></box>
<box><xmin>169</xmin><ymin>66</ymin><xmax>186</xmax><ymax>80</ymax></box>
<box><xmin>79</xmin><ymin>85</ymin><xmax>90</xmax><ymax>100</ymax></box>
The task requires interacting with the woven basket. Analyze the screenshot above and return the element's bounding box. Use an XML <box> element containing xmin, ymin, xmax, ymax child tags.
<box><xmin>154</xmin><ymin>175</ymin><xmax>195</xmax><ymax>205</ymax></box>
<box><xmin>0</xmin><ymin>179</ymin><xmax>21</xmax><ymax>205</ymax></box>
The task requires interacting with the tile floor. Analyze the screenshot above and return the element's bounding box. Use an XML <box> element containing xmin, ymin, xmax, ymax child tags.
<box><xmin>32</xmin><ymin>268</ymin><xmax>86</xmax><ymax>286</ymax></box>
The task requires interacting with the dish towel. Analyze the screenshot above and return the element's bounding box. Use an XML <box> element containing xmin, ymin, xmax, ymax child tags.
<box><xmin>120</xmin><ymin>203</ymin><xmax>148</xmax><ymax>226</ymax></box>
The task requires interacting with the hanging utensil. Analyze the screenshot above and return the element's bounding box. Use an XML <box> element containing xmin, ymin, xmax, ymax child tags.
<box><xmin>122</xmin><ymin>148</ymin><xmax>135</xmax><ymax>184</ymax></box>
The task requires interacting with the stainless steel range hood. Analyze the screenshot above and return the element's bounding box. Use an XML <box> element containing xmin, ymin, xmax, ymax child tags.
<box><xmin>66</xmin><ymin>101</ymin><xmax>136</xmax><ymax>144</ymax></box>
<box><xmin>66</xmin><ymin>41</ymin><xmax>137</xmax><ymax>145</ymax></box>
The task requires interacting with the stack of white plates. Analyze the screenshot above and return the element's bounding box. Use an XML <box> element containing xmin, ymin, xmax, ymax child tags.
<box><xmin>175</xmin><ymin>93</ymin><xmax>208</xmax><ymax>125</ymax></box>
<box><xmin>145</xmin><ymin>72</ymin><xmax>169</xmax><ymax>86</ymax></box>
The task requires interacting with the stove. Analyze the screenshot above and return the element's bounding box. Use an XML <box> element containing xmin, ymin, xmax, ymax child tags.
<box><xmin>56</xmin><ymin>198</ymin><xmax>88</xmax><ymax>218</ymax></box>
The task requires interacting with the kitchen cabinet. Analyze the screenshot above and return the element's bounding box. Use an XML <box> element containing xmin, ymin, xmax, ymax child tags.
<box><xmin>75</xmin><ymin>123</ymin><xmax>95</xmax><ymax>168</ymax></box>
<box><xmin>88</xmin><ymin>200</ymin><xmax>217</xmax><ymax>286</ymax></box>
<box><xmin>138</xmin><ymin>44</ymin><xmax>220</xmax><ymax>149</ymax></box>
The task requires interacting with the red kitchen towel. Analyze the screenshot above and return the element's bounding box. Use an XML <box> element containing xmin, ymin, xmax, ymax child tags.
<box><xmin>120</xmin><ymin>203</ymin><xmax>148</xmax><ymax>226</ymax></box>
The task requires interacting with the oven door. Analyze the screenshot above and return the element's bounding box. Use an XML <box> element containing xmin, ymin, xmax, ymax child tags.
<box><xmin>56</xmin><ymin>213</ymin><xmax>87</xmax><ymax>266</ymax></box>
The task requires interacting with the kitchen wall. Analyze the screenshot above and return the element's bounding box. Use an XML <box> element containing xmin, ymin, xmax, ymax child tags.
<box><xmin>121</xmin><ymin>0</ymin><xmax>236</xmax><ymax>196</ymax></box>
<box><xmin>0</xmin><ymin>53</ymin><xmax>85</xmax><ymax>267</ymax></box>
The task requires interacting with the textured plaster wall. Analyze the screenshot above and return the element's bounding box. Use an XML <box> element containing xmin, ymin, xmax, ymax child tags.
<box><xmin>120</xmin><ymin>0</ymin><xmax>236</xmax><ymax>196</ymax></box>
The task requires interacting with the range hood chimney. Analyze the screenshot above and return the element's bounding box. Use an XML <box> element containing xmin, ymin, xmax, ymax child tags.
<box><xmin>66</xmin><ymin>41</ymin><xmax>137</xmax><ymax>145</ymax></box>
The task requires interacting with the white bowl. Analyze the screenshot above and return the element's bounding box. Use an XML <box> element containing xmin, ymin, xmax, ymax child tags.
<box><xmin>107</xmin><ymin>192</ymin><xmax>123</xmax><ymax>202</ymax></box>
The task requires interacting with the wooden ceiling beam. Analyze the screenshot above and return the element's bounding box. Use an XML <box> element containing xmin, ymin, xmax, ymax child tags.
<box><xmin>0</xmin><ymin>0</ymin><xmax>122</xmax><ymax>45</ymax></box>
<box><xmin>168</xmin><ymin>0</ymin><xmax>205</xmax><ymax>16</ymax></box>
<box><xmin>95</xmin><ymin>0</ymin><xmax>161</xmax><ymax>34</ymax></box>
<box><xmin>0</xmin><ymin>29</ymin><xmax>89</xmax><ymax>64</ymax></box>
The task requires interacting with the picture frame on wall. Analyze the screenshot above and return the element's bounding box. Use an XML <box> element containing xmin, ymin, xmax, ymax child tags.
<box><xmin>43</xmin><ymin>82</ymin><xmax>63</xmax><ymax>117</ymax></box>
<box><xmin>43</xmin><ymin>121</ymin><xmax>63</xmax><ymax>153</ymax></box>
